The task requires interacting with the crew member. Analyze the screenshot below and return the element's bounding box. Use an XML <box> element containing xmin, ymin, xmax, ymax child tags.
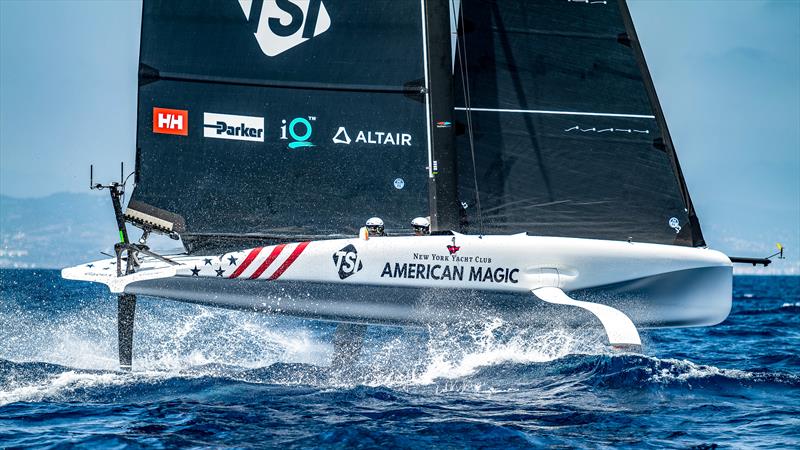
<box><xmin>365</xmin><ymin>217</ymin><xmax>386</xmax><ymax>237</ymax></box>
<box><xmin>411</xmin><ymin>216</ymin><xmax>430</xmax><ymax>236</ymax></box>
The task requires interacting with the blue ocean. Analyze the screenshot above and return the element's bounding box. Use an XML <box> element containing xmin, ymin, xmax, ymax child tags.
<box><xmin>1</xmin><ymin>269</ymin><xmax>798</xmax><ymax>448</ymax></box>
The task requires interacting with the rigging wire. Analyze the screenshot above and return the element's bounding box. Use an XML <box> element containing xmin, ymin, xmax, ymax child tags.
<box><xmin>121</xmin><ymin>170</ymin><xmax>135</xmax><ymax>205</ymax></box>
<box><xmin>452</xmin><ymin>0</ymin><xmax>483</xmax><ymax>235</ymax></box>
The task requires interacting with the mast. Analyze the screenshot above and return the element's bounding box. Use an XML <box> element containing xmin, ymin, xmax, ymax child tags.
<box><xmin>423</xmin><ymin>0</ymin><xmax>460</xmax><ymax>232</ymax></box>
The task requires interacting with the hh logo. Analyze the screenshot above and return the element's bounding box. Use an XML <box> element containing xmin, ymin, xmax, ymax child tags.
<box><xmin>153</xmin><ymin>108</ymin><xmax>188</xmax><ymax>136</ymax></box>
<box><xmin>332</xmin><ymin>244</ymin><xmax>363</xmax><ymax>280</ymax></box>
<box><xmin>238</xmin><ymin>0</ymin><xmax>331</xmax><ymax>57</ymax></box>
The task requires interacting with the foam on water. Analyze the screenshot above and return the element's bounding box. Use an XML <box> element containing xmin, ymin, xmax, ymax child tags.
<box><xmin>0</xmin><ymin>288</ymin><xmax>619</xmax><ymax>402</ymax></box>
<box><xmin>3</xmin><ymin>271</ymin><xmax>798</xmax><ymax>448</ymax></box>
<box><xmin>1</xmin><ymin>294</ymin><xmax>329</xmax><ymax>372</ymax></box>
<box><xmin>6</xmin><ymin>291</ymin><xmax>794</xmax><ymax>407</ymax></box>
<box><xmin>0</xmin><ymin>369</ymin><xmax>146</xmax><ymax>406</ymax></box>
<box><xmin>411</xmin><ymin>319</ymin><xmax>595</xmax><ymax>385</ymax></box>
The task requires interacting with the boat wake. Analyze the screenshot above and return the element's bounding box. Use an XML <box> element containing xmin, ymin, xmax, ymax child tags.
<box><xmin>2</xmin><ymin>353</ymin><xmax>798</xmax><ymax>407</ymax></box>
<box><xmin>2</xmin><ymin>295</ymin><xmax>797</xmax><ymax>407</ymax></box>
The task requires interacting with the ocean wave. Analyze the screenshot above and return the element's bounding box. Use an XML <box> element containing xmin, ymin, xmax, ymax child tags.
<box><xmin>3</xmin><ymin>282</ymin><xmax>798</xmax><ymax>408</ymax></box>
<box><xmin>736</xmin><ymin>305</ymin><xmax>799</xmax><ymax>316</ymax></box>
<box><xmin>0</xmin><ymin>360</ymin><xmax>153</xmax><ymax>406</ymax></box>
<box><xmin>3</xmin><ymin>351</ymin><xmax>797</xmax><ymax>407</ymax></box>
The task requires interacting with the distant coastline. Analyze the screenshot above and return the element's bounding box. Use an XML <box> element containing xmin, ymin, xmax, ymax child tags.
<box><xmin>1</xmin><ymin>193</ymin><xmax>797</xmax><ymax>274</ymax></box>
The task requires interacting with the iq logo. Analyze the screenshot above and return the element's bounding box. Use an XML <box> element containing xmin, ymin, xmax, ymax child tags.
<box><xmin>238</xmin><ymin>0</ymin><xmax>331</xmax><ymax>57</ymax></box>
<box><xmin>280</xmin><ymin>116</ymin><xmax>315</xmax><ymax>149</ymax></box>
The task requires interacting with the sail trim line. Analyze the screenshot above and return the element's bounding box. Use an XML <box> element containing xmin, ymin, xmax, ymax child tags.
<box><xmin>454</xmin><ymin>107</ymin><xmax>655</xmax><ymax>119</ymax></box>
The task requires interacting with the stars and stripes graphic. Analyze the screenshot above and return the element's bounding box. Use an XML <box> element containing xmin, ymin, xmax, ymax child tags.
<box><xmin>249</xmin><ymin>245</ymin><xmax>285</xmax><ymax>280</ymax></box>
<box><xmin>222</xmin><ymin>242</ymin><xmax>311</xmax><ymax>281</ymax></box>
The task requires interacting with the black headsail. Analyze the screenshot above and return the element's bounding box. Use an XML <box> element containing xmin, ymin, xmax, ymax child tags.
<box><xmin>452</xmin><ymin>0</ymin><xmax>705</xmax><ymax>246</ymax></box>
<box><xmin>130</xmin><ymin>0</ymin><xmax>455</xmax><ymax>252</ymax></box>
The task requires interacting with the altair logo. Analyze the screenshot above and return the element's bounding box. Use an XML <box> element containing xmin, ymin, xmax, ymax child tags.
<box><xmin>238</xmin><ymin>0</ymin><xmax>331</xmax><ymax>57</ymax></box>
<box><xmin>331</xmin><ymin>126</ymin><xmax>412</xmax><ymax>147</ymax></box>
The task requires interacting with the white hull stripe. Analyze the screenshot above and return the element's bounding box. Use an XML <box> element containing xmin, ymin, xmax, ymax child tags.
<box><xmin>454</xmin><ymin>107</ymin><xmax>655</xmax><ymax>119</ymax></box>
<box><xmin>225</xmin><ymin>242</ymin><xmax>310</xmax><ymax>280</ymax></box>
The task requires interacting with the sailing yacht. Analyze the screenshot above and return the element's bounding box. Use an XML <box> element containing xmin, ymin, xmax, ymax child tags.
<box><xmin>63</xmin><ymin>0</ymin><xmax>757</xmax><ymax>369</ymax></box>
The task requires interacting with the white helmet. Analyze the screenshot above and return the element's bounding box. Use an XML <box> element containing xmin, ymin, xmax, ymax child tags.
<box><xmin>366</xmin><ymin>217</ymin><xmax>384</xmax><ymax>227</ymax></box>
<box><xmin>411</xmin><ymin>216</ymin><xmax>430</xmax><ymax>235</ymax></box>
<box><xmin>365</xmin><ymin>217</ymin><xmax>385</xmax><ymax>236</ymax></box>
<box><xmin>411</xmin><ymin>217</ymin><xmax>430</xmax><ymax>228</ymax></box>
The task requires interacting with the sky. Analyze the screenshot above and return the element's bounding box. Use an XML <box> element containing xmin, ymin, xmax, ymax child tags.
<box><xmin>0</xmin><ymin>0</ymin><xmax>798</xmax><ymax>273</ymax></box>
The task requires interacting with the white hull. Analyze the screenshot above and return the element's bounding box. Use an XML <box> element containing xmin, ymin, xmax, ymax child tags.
<box><xmin>63</xmin><ymin>234</ymin><xmax>732</xmax><ymax>330</ymax></box>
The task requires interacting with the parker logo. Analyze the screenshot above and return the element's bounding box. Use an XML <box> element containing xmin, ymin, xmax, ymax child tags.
<box><xmin>153</xmin><ymin>108</ymin><xmax>188</xmax><ymax>136</ymax></box>
<box><xmin>238</xmin><ymin>0</ymin><xmax>331</xmax><ymax>57</ymax></box>
<box><xmin>332</xmin><ymin>244</ymin><xmax>363</xmax><ymax>280</ymax></box>
<box><xmin>203</xmin><ymin>112</ymin><xmax>265</xmax><ymax>142</ymax></box>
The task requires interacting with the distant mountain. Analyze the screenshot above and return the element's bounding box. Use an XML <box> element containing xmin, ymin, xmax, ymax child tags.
<box><xmin>0</xmin><ymin>193</ymin><xmax>130</xmax><ymax>268</ymax></box>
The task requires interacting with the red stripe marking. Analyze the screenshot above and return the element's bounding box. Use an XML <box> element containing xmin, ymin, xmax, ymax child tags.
<box><xmin>249</xmin><ymin>244</ymin><xmax>286</xmax><ymax>280</ymax></box>
<box><xmin>268</xmin><ymin>241</ymin><xmax>310</xmax><ymax>280</ymax></box>
<box><xmin>228</xmin><ymin>247</ymin><xmax>262</xmax><ymax>279</ymax></box>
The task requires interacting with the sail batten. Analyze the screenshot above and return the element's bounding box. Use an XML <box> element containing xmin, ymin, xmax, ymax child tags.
<box><xmin>141</xmin><ymin>70</ymin><xmax>426</xmax><ymax>94</ymax></box>
<box><xmin>455</xmin><ymin>107</ymin><xmax>655</xmax><ymax>119</ymax></box>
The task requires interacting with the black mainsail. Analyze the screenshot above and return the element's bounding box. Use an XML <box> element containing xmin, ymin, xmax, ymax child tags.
<box><xmin>128</xmin><ymin>0</ymin><xmax>704</xmax><ymax>252</ymax></box>
<box><xmin>130</xmin><ymin>0</ymin><xmax>452</xmax><ymax>251</ymax></box>
<box><xmin>452</xmin><ymin>0</ymin><xmax>705</xmax><ymax>247</ymax></box>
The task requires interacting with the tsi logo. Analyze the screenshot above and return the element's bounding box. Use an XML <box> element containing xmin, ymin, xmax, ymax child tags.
<box><xmin>280</xmin><ymin>116</ymin><xmax>315</xmax><ymax>149</ymax></box>
<box><xmin>153</xmin><ymin>107</ymin><xmax>188</xmax><ymax>136</ymax></box>
<box><xmin>332</xmin><ymin>244</ymin><xmax>363</xmax><ymax>280</ymax></box>
<box><xmin>203</xmin><ymin>112</ymin><xmax>265</xmax><ymax>142</ymax></box>
<box><xmin>238</xmin><ymin>0</ymin><xmax>331</xmax><ymax>57</ymax></box>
